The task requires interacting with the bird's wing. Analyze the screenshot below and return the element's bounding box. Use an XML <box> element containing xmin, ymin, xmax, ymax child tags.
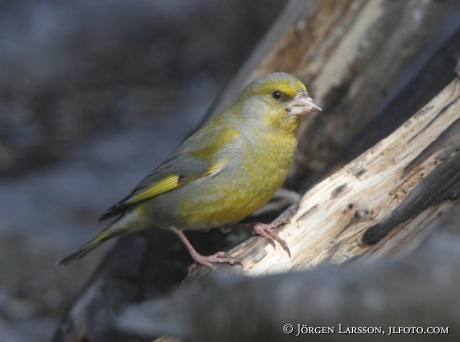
<box><xmin>99</xmin><ymin>125</ymin><xmax>240</xmax><ymax>221</ymax></box>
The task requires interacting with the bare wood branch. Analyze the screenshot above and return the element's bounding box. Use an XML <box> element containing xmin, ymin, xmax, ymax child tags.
<box><xmin>196</xmin><ymin>78</ymin><xmax>460</xmax><ymax>276</ymax></box>
<box><xmin>152</xmin><ymin>77</ymin><xmax>460</xmax><ymax>342</ymax></box>
<box><xmin>122</xmin><ymin>235</ymin><xmax>460</xmax><ymax>342</ymax></box>
<box><xmin>207</xmin><ymin>0</ymin><xmax>459</xmax><ymax>188</ymax></box>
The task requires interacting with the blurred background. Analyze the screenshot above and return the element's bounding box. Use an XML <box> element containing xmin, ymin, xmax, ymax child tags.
<box><xmin>0</xmin><ymin>1</ymin><xmax>289</xmax><ymax>341</ymax></box>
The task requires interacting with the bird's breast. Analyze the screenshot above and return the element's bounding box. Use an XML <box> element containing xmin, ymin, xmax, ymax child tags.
<box><xmin>172</xmin><ymin>129</ymin><xmax>298</xmax><ymax>229</ymax></box>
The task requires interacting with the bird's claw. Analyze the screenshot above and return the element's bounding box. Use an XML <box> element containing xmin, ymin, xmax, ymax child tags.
<box><xmin>189</xmin><ymin>251</ymin><xmax>242</xmax><ymax>271</ymax></box>
<box><xmin>253</xmin><ymin>219</ymin><xmax>291</xmax><ymax>257</ymax></box>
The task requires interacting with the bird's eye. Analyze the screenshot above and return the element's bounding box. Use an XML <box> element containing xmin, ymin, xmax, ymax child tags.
<box><xmin>272</xmin><ymin>90</ymin><xmax>282</xmax><ymax>100</ymax></box>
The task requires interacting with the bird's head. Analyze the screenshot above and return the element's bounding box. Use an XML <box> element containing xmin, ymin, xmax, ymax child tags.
<box><xmin>238</xmin><ymin>72</ymin><xmax>321</xmax><ymax>134</ymax></box>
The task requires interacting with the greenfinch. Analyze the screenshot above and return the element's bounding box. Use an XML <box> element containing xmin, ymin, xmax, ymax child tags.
<box><xmin>58</xmin><ymin>72</ymin><xmax>321</xmax><ymax>268</ymax></box>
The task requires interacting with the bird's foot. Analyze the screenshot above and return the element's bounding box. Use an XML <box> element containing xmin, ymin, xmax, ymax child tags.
<box><xmin>189</xmin><ymin>251</ymin><xmax>242</xmax><ymax>271</ymax></box>
<box><xmin>175</xmin><ymin>230</ymin><xmax>241</xmax><ymax>271</ymax></box>
<box><xmin>252</xmin><ymin>218</ymin><xmax>291</xmax><ymax>257</ymax></box>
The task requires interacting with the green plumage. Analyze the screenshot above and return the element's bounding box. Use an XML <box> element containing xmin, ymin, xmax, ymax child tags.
<box><xmin>58</xmin><ymin>72</ymin><xmax>320</xmax><ymax>266</ymax></box>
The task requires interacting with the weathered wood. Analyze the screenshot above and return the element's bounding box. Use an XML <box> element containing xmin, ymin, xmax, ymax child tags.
<box><xmin>184</xmin><ymin>78</ymin><xmax>460</xmax><ymax>279</ymax></box>
<box><xmin>304</xmin><ymin>8</ymin><xmax>460</xmax><ymax>191</ymax></box>
<box><xmin>120</xmin><ymin>235</ymin><xmax>460</xmax><ymax>341</ymax></box>
<box><xmin>151</xmin><ymin>77</ymin><xmax>460</xmax><ymax>342</ymax></box>
<box><xmin>206</xmin><ymin>0</ymin><xmax>459</xmax><ymax>189</ymax></box>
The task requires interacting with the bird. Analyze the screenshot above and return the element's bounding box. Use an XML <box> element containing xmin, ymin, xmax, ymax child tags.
<box><xmin>57</xmin><ymin>72</ymin><xmax>321</xmax><ymax>269</ymax></box>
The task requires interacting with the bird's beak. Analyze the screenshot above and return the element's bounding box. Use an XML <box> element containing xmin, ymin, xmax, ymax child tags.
<box><xmin>286</xmin><ymin>92</ymin><xmax>321</xmax><ymax>116</ymax></box>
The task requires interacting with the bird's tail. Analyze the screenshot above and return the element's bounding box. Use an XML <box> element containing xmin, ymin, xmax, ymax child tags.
<box><xmin>56</xmin><ymin>230</ymin><xmax>112</xmax><ymax>265</ymax></box>
<box><xmin>57</xmin><ymin>208</ymin><xmax>150</xmax><ymax>266</ymax></box>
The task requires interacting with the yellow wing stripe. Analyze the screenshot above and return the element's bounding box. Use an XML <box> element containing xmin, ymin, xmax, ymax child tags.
<box><xmin>128</xmin><ymin>174</ymin><xmax>179</xmax><ymax>203</ymax></box>
<box><xmin>125</xmin><ymin>157</ymin><xmax>228</xmax><ymax>204</ymax></box>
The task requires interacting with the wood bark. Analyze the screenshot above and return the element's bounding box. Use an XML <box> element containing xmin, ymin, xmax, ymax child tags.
<box><xmin>206</xmin><ymin>0</ymin><xmax>459</xmax><ymax>190</ymax></box>
<box><xmin>120</xmin><ymin>236</ymin><xmax>460</xmax><ymax>341</ymax></box>
<box><xmin>151</xmin><ymin>77</ymin><xmax>460</xmax><ymax>341</ymax></box>
<box><xmin>233</xmin><ymin>77</ymin><xmax>460</xmax><ymax>273</ymax></box>
<box><xmin>54</xmin><ymin>0</ymin><xmax>460</xmax><ymax>341</ymax></box>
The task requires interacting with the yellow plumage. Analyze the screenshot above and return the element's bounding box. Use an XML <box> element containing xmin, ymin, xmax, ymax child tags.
<box><xmin>128</xmin><ymin>174</ymin><xmax>180</xmax><ymax>203</ymax></box>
